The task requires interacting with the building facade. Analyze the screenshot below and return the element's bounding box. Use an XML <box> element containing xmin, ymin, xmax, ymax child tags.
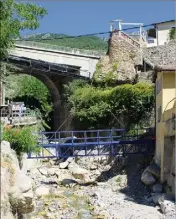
<box><xmin>155</xmin><ymin>65</ymin><xmax>176</xmax><ymax>196</ymax></box>
<box><xmin>154</xmin><ymin>20</ymin><xmax>176</xmax><ymax>46</ymax></box>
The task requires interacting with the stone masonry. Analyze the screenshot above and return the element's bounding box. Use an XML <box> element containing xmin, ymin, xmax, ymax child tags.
<box><xmin>93</xmin><ymin>33</ymin><xmax>176</xmax><ymax>83</ymax></box>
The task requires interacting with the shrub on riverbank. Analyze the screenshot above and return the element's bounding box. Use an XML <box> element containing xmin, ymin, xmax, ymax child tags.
<box><xmin>65</xmin><ymin>81</ymin><xmax>154</xmax><ymax>130</ymax></box>
<box><xmin>2</xmin><ymin>126</ymin><xmax>39</xmax><ymax>167</ymax></box>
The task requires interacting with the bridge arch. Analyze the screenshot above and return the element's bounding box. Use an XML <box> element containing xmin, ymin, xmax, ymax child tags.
<box><xmin>5</xmin><ymin>52</ymin><xmax>92</xmax><ymax>130</ymax></box>
<box><xmin>6</xmin><ymin>68</ymin><xmax>62</xmax><ymax>130</ymax></box>
<box><xmin>31</xmin><ymin>73</ymin><xmax>61</xmax><ymax>130</ymax></box>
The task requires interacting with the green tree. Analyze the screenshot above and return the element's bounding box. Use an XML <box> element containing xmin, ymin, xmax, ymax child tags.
<box><xmin>5</xmin><ymin>74</ymin><xmax>52</xmax><ymax>127</ymax></box>
<box><xmin>0</xmin><ymin>0</ymin><xmax>47</xmax><ymax>102</ymax></box>
<box><xmin>169</xmin><ymin>28</ymin><xmax>176</xmax><ymax>40</ymax></box>
<box><xmin>0</xmin><ymin>0</ymin><xmax>47</xmax><ymax>59</ymax></box>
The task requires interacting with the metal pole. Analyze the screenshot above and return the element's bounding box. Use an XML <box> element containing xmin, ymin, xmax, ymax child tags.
<box><xmin>110</xmin><ymin>21</ymin><xmax>113</xmax><ymax>32</ymax></box>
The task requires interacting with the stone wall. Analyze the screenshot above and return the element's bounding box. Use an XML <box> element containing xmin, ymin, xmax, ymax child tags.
<box><xmin>93</xmin><ymin>32</ymin><xmax>141</xmax><ymax>82</ymax></box>
<box><xmin>93</xmin><ymin>36</ymin><xmax>176</xmax><ymax>83</ymax></box>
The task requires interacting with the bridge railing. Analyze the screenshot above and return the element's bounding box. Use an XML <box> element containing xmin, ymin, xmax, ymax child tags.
<box><xmin>113</xmin><ymin>30</ymin><xmax>141</xmax><ymax>48</ymax></box>
<box><xmin>28</xmin><ymin>128</ymin><xmax>155</xmax><ymax>158</ymax></box>
<box><xmin>34</xmin><ymin>128</ymin><xmax>154</xmax><ymax>147</ymax></box>
<box><xmin>15</xmin><ymin>41</ymin><xmax>106</xmax><ymax>57</ymax></box>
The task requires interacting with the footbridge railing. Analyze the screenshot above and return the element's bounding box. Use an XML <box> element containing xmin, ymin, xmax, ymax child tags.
<box><xmin>28</xmin><ymin>128</ymin><xmax>155</xmax><ymax>159</ymax></box>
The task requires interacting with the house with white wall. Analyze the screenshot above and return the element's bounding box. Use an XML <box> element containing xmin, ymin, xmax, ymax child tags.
<box><xmin>154</xmin><ymin>20</ymin><xmax>175</xmax><ymax>46</ymax></box>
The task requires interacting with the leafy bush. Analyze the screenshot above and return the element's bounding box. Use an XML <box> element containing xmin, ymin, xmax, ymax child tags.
<box><xmin>66</xmin><ymin>81</ymin><xmax>154</xmax><ymax>130</ymax></box>
<box><xmin>2</xmin><ymin>126</ymin><xmax>39</xmax><ymax>158</ymax></box>
<box><xmin>169</xmin><ymin>28</ymin><xmax>176</xmax><ymax>40</ymax></box>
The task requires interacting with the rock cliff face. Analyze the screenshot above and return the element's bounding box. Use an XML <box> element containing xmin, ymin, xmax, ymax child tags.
<box><xmin>93</xmin><ymin>33</ymin><xmax>176</xmax><ymax>84</ymax></box>
<box><xmin>93</xmin><ymin>32</ymin><xmax>141</xmax><ymax>83</ymax></box>
<box><xmin>1</xmin><ymin>141</ymin><xmax>34</xmax><ymax>219</ymax></box>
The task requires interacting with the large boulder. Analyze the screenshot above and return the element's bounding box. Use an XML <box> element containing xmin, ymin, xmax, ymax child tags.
<box><xmin>71</xmin><ymin>167</ymin><xmax>91</xmax><ymax>182</ymax></box>
<box><xmin>9</xmin><ymin>189</ymin><xmax>34</xmax><ymax>214</ymax></box>
<box><xmin>59</xmin><ymin>161</ymin><xmax>69</xmax><ymax>169</ymax></box>
<box><xmin>146</xmin><ymin>163</ymin><xmax>160</xmax><ymax>178</ymax></box>
<box><xmin>141</xmin><ymin>170</ymin><xmax>156</xmax><ymax>185</ymax></box>
<box><xmin>68</xmin><ymin>162</ymin><xmax>91</xmax><ymax>182</ymax></box>
<box><xmin>15</xmin><ymin>172</ymin><xmax>32</xmax><ymax>193</ymax></box>
<box><xmin>1</xmin><ymin>141</ymin><xmax>35</xmax><ymax>217</ymax></box>
<box><xmin>159</xmin><ymin>199</ymin><xmax>176</xmax><ymax>218</ymax></box>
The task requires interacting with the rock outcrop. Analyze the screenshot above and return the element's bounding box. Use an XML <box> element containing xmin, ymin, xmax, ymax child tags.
<box><xmin>93</xmin><ymin>32</ymin><xmax>140</xmax><ymax>83</ymax></box>
<box><xmin>1</xmin><ymin>141</ymin><xmax>34</xmax><ymax>219</ymax></box>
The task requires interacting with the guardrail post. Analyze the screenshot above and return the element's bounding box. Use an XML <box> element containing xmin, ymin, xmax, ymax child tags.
<box><xmin>97</xmin><ymin>130</ymin><xmax>100</xmax><ymax>155</ymax></box>
<box><xmin>41</xmin><ymin>133</ymin><xmax>44</xmax><ymax>157</ymax></box>
<box><xmin>110</xmin><ymin>130</ymin><xmax>113</xmax><ymax>155</ymax></box>
<box><xmin>84</xmin><ymin>131</ymin><xmax>87</xmax><ymax>156</ymax></box>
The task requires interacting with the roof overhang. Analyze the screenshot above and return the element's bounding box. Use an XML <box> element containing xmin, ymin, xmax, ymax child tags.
<box><xmin>153</xmin><ymin>19</ymin><xmax>176</xmax><ymax>26</ymax></box>
<box><xmin>153</xmin><ymin>65</ymin><xmax>176</xmax><ymax>82</ymax></box>
<box><xmin>154</xmin><ymin>65</ymin><xmax>176</xmax><ymax>72</ymax></box>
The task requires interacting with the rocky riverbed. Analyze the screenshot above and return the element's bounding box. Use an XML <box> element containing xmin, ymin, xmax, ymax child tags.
<box><xmin>21</xmin><ymin>154</ymin><xmax>175</xmax><ymax>219</ymax></box>
<box><xmin>1</xmin><ymin>141</ymin><xmax>175</xmax><ymax>219</ymax></box>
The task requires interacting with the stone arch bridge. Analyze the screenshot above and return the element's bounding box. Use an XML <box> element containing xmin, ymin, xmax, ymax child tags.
<box><xmin>6</xmin><ymin>42</ymin><xmax>105</xmax><ymax>130</ymax></box>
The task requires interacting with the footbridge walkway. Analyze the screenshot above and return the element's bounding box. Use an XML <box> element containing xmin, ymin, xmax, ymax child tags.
<box><xmin>28</xmin><ymin>128</ymin><xmax>155</xmax><ymax>159</ymax></box>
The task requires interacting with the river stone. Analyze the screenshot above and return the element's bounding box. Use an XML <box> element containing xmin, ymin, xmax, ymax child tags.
<box><xmin>71</xmin><ymin>167</ymin><xmax>90</xmax><ymax>182</ymax></box>
<box><xmin>47</xmin><ymin>168</ymin><xmax>56</xmax><ymax>176</ymax></box>
<box><xmin>38</xmin><ymin>167</ymin><xmax>48</xmax><ymax>176</ymax></box>
<box><xmin>90</xmin><ymin>164</ymin><xmax>98</xmax><ymax>170</ymax></box>
<box><xmin>41</xmin><ymin>178</ymin><xmax>58</xmax><ymax>185</ymax></box>
<box><xmin>146</xmin><ymin>163</ymin><xmax>160</xmax><ymax>178</ymax></box>
<box><xmin>35</xmin><ymin>186</ymin><xmax>50</xmax><ymax>197</ymax></box>
<box><xmin>9</xmin><ymin>190</ymin><xmax>34</xmax><ymax>214</ymax></box>
<box><xmin>15</xmin><ymin>172</ymin><xmax>32</xmax><ymax>193</ymax></box>
<box><xmin>141</xmin><ymin>170</ymin><xmax>156</xmax><ymax>185</ymax></box>
<box><xmin>61</xmin><ymin>179</ymin><xmax>78</xmax><ymax>186</ymax></box>
<box><xmin>59</xmin><ymin>161</ymin><xmax>69</xmax><ymax>169</ymax></box>
<box><xmin>152</xmin><ymin>193</ymin><xmax>163</xmax><ymax>204</ymax></box>
<box><xmin>153</xmin><ymin>184</ymin><xmax>163</xmax><ymax>193</ymax></box>
<box><xmin>159</xmin><ymin>199</ymin><xmax>176</xmax><ymax>214</ymax></box>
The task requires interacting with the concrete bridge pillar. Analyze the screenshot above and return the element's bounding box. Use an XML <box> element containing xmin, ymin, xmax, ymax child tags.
<box><xmin>34</xmin><ymin>74</ymin><xmax>62</xmax><ymax>131</ymax></box>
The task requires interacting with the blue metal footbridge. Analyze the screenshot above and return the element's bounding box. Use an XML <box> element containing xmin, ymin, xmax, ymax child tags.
<box><xmin>28</xmin><ymin>128</ymin><xmax>155</xmax><ymax>159</ymax></box>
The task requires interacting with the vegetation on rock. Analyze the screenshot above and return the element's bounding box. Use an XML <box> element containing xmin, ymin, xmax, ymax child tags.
<box><xmin>2</xmin><ymin>126</ymin><xmax>39</xmax><ymax>165</ymax></box>
<box><xmin>93</xmin><ymin>61</ymin><xmax>118</xmax><ymax>86</ymax></box>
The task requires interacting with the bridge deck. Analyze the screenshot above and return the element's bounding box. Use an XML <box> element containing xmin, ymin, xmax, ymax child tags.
<box><xmin>28</xmin><ymin>128</ymin><xmax>155</xmax><ymax>159</ymax></box>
